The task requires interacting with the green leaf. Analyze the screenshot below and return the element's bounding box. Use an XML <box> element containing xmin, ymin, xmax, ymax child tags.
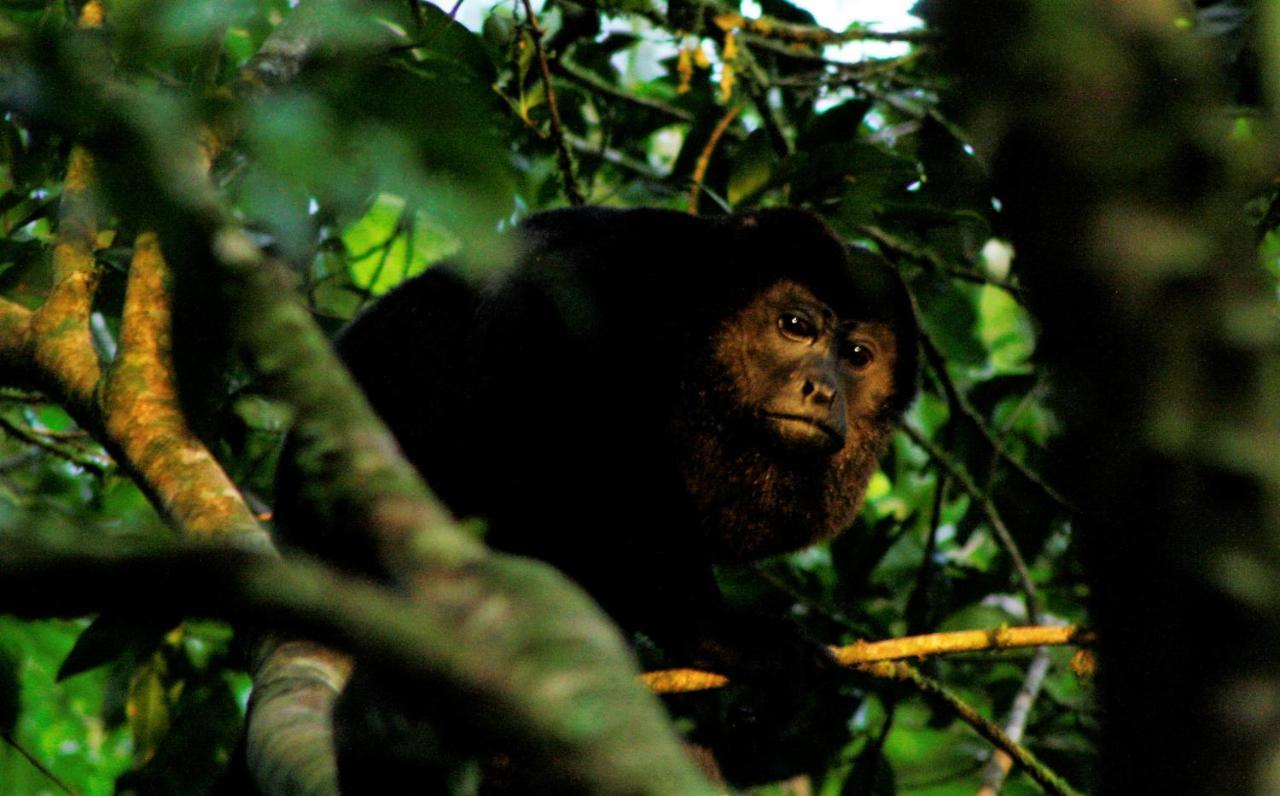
<box><xmin>0</xmin><ymin>648</ymin><xmax>17</xmax><ymax>734</ymax></box>
<box><xmin>798</xmin><ymin>99</ymin><xmax>872</xmax><ymax>151</ymax></box>
<box><xmin>57</xmin><ymin>616</ymin><xmax>172</xmax><ymax>682</ymax></box>
<box><xmin>914</xmin><ymin>279</ymin><xmax>986</xmax><ymax>368</ymax></box>
<box><xmin>977</xmin><ymin>285</ymin><xmax>1035</xmax><ymax>374</ymax></box>
<box><xmin>417</xmin><ymin>1</ymin><xmax>498</xmax><ymax>82</ymax></box>
<box><xmin>127</xmin><ymin>653</ymin><xmax>172</xmax><ymax>765</ymax></box>
<box><xmin>343</xmin><ymin>194</ymin><xmax>461</xmax><ymax>296</ymax></box>
<box><xmin>727</xmin><ymin>128</ymin><xmax>776</xmax><ymax>206</ymax></box>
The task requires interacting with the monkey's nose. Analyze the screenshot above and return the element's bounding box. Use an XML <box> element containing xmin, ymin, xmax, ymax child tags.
<box><xmin>801</xmin><ymin>378</ymin><xmax>836</xmax><ymax>406</ymax></box>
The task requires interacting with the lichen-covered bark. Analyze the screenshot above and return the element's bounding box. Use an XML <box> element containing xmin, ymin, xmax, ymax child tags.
<box><xmin>0</xmin><ymin>298</ymin><xmax>33</xmax><ymax>377</ymax></box>
<box><xmin>101</xmin><ymin>233</ymin><xmax>267</xmax><ymax>546</ymax></box>
<box><xmin>931</xmin><ymin>1</ymin><xmax>1280</xmax><ymax>791</ymax></box>
<box><xmin>0</xmin><ymin>143</ymin><xmax>265</xmax><ymax>555</ymax></box>
<box><xmin>30</xmin><ymin>146</ymin><xmax>102</xmax><ymax>415</ymax></box>
<box><xmin>247</xmin><ymin>639</ymin><xmax>351</xmax><ymax>796</ymax></box>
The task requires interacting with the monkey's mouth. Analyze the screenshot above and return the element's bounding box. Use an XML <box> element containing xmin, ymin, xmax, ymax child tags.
<box><xmin>761</xmin><ymin>412</ymin><xmax>844</xmax><ymax>454</ymax></box>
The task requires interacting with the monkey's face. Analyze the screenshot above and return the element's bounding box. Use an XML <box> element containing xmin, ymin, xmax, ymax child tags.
<box><xmin>676</xmin><ymin>277</ymin><xmax>904</xmax><ymax>561</ymax></box>
<box><xmin>716</xmin><ymin>279</ymin><xmax>900</xmax><ymax>461</ymax></box>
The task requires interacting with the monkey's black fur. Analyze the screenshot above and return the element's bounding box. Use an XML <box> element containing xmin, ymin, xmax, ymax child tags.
<box><xmin>273</xmin><ymin>206</ymin><xmax>918</xmax><ymax>784</ymax></box>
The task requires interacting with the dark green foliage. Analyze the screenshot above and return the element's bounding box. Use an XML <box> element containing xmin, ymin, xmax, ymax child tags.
<box><xmin>0</xmin><ymin>0</ymin><xmax>1114</xmax><ymax>792</ymax></box>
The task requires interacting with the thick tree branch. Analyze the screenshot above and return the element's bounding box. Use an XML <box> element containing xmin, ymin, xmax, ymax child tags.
<box><xmin>245</xmin><ymin>638</ymin><xmax>351</xmax><ymax>796</ymax></box>
<box><xmin>30</xmin><ymin>146</ymin><xmax>102</xmax><ymax>417</ymax></box>
<box><xmin>0</xmin><ymin>299</ymin><xmax>33</xmax><ymax>377</ymax></box>
<box><xmin>100</xmin><ymin>232</ymin><xmax>267</xmax><ymax>546</ymax></box>
<box><xmin>0</xmin><ymin>534</ymin><xmax>711</xmax><ymax>794</ymax></box>
<box><xmin>7</xmin><ymin>31</ymin><xmax>711</xmax><ymax>791</ymax></box>
<box><xmin>0</xmin><ymin>540</ymin><xmax>1086</xmax><ymax>795</ymax></box>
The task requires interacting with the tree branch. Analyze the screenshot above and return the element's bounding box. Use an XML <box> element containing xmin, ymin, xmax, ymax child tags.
<box><xmin>556</xmin><ymin>59</ymin><xmax>696</xmax><ymax>124</ymax></box>
<box><xmin>0</xmin><ymin>413</ymin><xmax>109</xmax><ymax>475</ymax></box>
<box><xmin>870</xmin><ymin>661</ymin><xmax>1082</xmax><ymax>796</ymax></box>
<box><xmin>643</xmin><ymin>624</ymin><xmax>1088</xmax><ymax>693</ymax></box>
<box><xmin>978</xmin><ymin>647</ymin><xmax>1054</xmax><ymax>795</ymax></box>
<box><xmin>687</xmin><ymin>103</ymin><xmax>741</xmax><ymax>214</ymax></box>
<box><xmin>917</xmin><ymin>330</ymin><xmax>1074</xmax><ymax>512</ymax></box>
<box><xmin>521</xmin><ymin>0</ymin><xmax>583</xmax><ymax>206</ymax></box>
<box><xmin>30</xmin><ymin>146</ymin><xmax>102</xmax><ymax>417</ymax></box>
<box><xmin>0</xmin><ymin>542</ymin><xmax>714</xmax><ymax>793</ymax></box>
<box><xmin>725</xmin><ymin>12</ymin><xmax>932</xmax><ymax>46</ymax></box>
<box><xmin>100</xmin><ymin>232</ymin><xmax>268</xmax><ymax>546</ymax></box>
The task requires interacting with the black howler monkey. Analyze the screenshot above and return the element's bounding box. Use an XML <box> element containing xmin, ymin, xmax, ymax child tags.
<box><xmin>273</xmin><ymin>206</ymin><xmax>919</xmax><ymax>784</ymax></box>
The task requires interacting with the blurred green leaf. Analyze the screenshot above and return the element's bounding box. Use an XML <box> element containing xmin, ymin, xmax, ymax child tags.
<box><xmin>977</xmin><ymin>285</ymin><xmax>1035</xmax><ymax>374</ymax></box>
<box><xmin>57</xmin><ymin>616</ymin><xmax>171</xmax><ymax>682</ymax></box>
<box><xmin>727</xmin><ymin>128</ymin><xmax>776</xmax><ymax>206</ymax></box>
<box><xmin>127</xmin><ymin>652</ymin><xmax>172</xmax><ymax>765</ymax></box>
<box><xmin>343</xmin><ymin>193</ymin><xmax>460</xmax><ymax>295</ymax></box>
<box><xmin>0</xmin><ymin>648</ymin><xmax>18</xmax><ymax>735</ymax></box>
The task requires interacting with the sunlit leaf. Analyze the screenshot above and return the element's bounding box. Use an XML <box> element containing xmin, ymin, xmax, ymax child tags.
<box><xmin>127</xmin><ymin>653</ymin><xmax>172</xmax><ymax>765</ymax></box>
<box><xmin>343</xmin><ymin>193</ymin><xmax>461</xmax><ymax>295</ymax></box>
<box><xmin>727</xmin><ymin>128</ymin><xmax>775</xmax><ymax>206</ymax></box>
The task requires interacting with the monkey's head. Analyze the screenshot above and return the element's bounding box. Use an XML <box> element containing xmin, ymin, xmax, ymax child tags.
<box><xmin>725</xmin><ymin>276</ymin><xmax>903</xmax><ymax>458</ymax></box>
<box><xmin>676</xmin><ymin>210</ymin><xmax>918</xmax><ymax>561</ymax></box>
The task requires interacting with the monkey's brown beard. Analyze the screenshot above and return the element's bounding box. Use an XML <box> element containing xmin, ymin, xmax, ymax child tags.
<box><xmin>673</xmin><ymin>369</ymin><xmax>894</xmax><ymax>562</ymax></box>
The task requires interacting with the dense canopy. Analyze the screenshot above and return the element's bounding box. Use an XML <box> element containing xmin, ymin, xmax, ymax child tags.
<box><xmin>0</xmin><ymin>1</ymin><xmax>1276</xmax><ymax>793</ymax></box>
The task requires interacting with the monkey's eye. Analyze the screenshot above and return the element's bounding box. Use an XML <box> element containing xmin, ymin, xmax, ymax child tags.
<box><xmin>844</xmin><ymin>342</ymin><xmax>874</xmax><ymax>369</ymax></box>
<box><xmin>777</xmin><ymin>312</ymin><xmax>818</xmax><ymax>342</ymax></box>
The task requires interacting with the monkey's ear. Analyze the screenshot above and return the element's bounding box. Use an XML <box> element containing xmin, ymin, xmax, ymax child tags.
<box><xmin>846</xmin><ymin>246</ymin><xmax>920</xmax><ymax>416</ymax></box>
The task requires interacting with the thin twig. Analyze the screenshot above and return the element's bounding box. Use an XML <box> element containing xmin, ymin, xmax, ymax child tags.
<box><xmin>0</xmin><ymin>450</ymin><xmax>40</xmax><ymax>471</ymax></box>
<box><xmin>0</xmin><ymin>414</ymin><xmax>109</xmax><ymax>475</ymax></box>
<box><xmin>0</xmin><ymin>389</ymin><xmax>47</xmax><ymax>403</ymax></box>
<box><xmin>713</xmin><ymin>10</ymin><xmax>934</xmax><ymax>46</ymax></box>
<box><xmin>2</xmin><ymin>732</ymin><xmax>76</xmax><ymax>795</ymax></box>
<box><xmin>985</xmin><ymin>381</ymin><xmax>1047</xmax><ymax>491</ymax></box>
<box><xmin>872</xmin><ymin>662</ymin><xmax>1082</xmax><ymax>796</ymax></box>
<box><xmin>978</xmin><ymin>647</ymin><xmax>1054</xmax><ymax>795</ymax></box>
<box><xmin>687</xmin><ymin>104</ymin><xmax>742</xmax><ymax>214</ymax></box>
<box><xmin>902</xmin><ymin>424</ymin><xmax>1041</xmax><ymax>622</ymax></box>
<box><xmin>908</xmin><ymin>463</ymin><xmax>950</xmax><ymax>633</ymax></box>
<box><xmin>565</xmin><ymin>133</ymin><xmax>669</xmax><ymax>181</ymax></box>
<box><xmin>556</xmin><ymin>60</ymin><xmax>696</xmax><ymax>124</ymax></box>
<box><xmin>858</xmin><ymin>81</ymin><xmax>972</xmax><ymax>153</ymax></box>
<box><xmin>736</xmin><ymin>47</ymin><xmax>791</xmax><ymax>157</ymax></box>
<box><xmin>917</xmin><ymin>331</ymin><xmax>1075</xmax><ymax>512</ymax></box>
<box><xmin>744</xmin><ymin>36</ymin><xmax>925</xmax><ymax>77</ymax></box>
<box><xmin>644</xmin><ymin>625</ymin><xmax>1088</xmax><ymax>693</ymax></box>
<box><xmin>863</xmin><ymin>224</ymin><xmax>1027</xmax><ymax>299</ymax></box>
<box><xmin>520</xmin><ymin>0</ymin><xmax>583</xmax><ymax>205</ymax></box>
